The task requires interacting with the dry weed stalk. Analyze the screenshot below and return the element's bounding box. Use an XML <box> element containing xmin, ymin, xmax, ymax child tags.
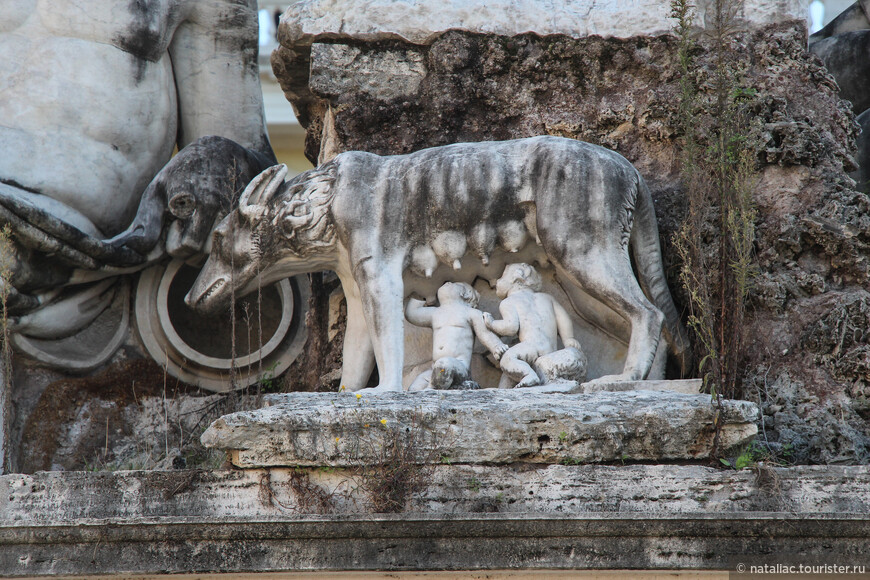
<box><xmin>339</xmin><ymin>408</ymin><xmax>448</xmax><ymax>513</ymax></box>
<box><xmin>671</xmin><ymin>0</ymin><xmax>758</xmax><ymax>456</ymax></box>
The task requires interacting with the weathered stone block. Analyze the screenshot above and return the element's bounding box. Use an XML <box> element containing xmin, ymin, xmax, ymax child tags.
<box><xmin>201</xmin><ymin>390</ymin><xmax>758</xmax><ymax>468</ymax></box>
<box><xmin>3</xmin><ymin>466</ymin><xmax>869</xmax><ymax>574</ymax></box>
<box><xmin>310</xmin><ymin>43</ymin><xmax>427</xmax><ymax>101</ymax></box>
<box><xmin>489</xmin><ymin>378</ymin><xmax>702</xmax><ymax>394</ymax></box>
<box><xmin>279</xmin><ymin>0</ymin><xmax>807</xmax><ymax>46</ymax></box>
<box><xmin>581</xmin><ymin>377</ymin><xmax>701</xmax><ymax>394</ymax></box>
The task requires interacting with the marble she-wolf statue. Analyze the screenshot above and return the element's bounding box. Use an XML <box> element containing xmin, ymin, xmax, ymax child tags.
<box><xmin>185</xmin><ymin>136</ymin><xmax>691</xmax><ymax>392</ymax></box>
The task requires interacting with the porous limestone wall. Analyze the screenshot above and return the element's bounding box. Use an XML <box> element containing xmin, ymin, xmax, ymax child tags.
<box><xmin>273</xmin><ymin>0</ymin><xmax>870</xmax><ymax>463</ymax></box>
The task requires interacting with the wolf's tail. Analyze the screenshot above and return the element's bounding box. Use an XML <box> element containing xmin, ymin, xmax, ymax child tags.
<box><xmin>629</xmin><ymin>171</ymin><xmax>692</xmax><ymax>376</ymax></box>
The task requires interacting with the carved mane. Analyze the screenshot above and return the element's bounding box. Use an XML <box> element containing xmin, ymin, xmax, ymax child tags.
<box><xmin>272</xmin><ymin>161</ymin><xmax>338</xmax><ymax>256</ymax></box>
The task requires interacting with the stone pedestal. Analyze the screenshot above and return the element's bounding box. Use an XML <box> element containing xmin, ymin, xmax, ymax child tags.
<box><xmin>201</xmin><ymin>387</ymin><xmax>758</xmax><ymax>468</ymax></box>
<box><xmin>3</xmin><ymin>465</ymin><xmax>869</xmax><ymax>575</ymax></box>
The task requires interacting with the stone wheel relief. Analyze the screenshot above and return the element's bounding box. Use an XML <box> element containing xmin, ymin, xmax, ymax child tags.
<box><xmin>135</xmin><ymin>260</ymin><xmax>309</xmax><ymax>392</ymax></box>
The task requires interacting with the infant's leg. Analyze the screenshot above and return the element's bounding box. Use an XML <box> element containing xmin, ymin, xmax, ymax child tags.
<box><xmin>431</xmin><ymin>357</ymin><xmax>470</xmax><ymax>389</ymax></box>
<box><xmin>499</xmin><ymin>343</ymin><xmax>543</xmax><ymax>388</ymax></box>
<box><xmin>409</xmin><ymin>369</ymin><xmax>433</xmax><ymax>391</ymax></box>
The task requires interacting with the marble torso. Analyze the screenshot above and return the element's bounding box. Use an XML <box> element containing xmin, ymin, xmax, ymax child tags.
<box><xmin>0</xmin><ymin>0</ymin><xmax>185</xmax><ymax>235</ymax></box>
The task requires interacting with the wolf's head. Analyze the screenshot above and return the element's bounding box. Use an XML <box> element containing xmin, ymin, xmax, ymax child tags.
<box><xmin>185</xmin><ymin>162</ymin><xmax>337</xmax><ymax>315</ymax></box>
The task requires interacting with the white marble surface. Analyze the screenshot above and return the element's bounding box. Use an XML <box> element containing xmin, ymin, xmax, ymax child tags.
<box><xmin>280</xmin><ymin>0</ymin><xmax>809</xmax><ymax>48</ymax></box>
<box><xmin>1</xmin><ymin>0</ymin><xmax>271</xmax><ymax>237</ymax></box>
<box><xmin>187</xmin><ymin>137</ymin><xmax>691</xmax><ymax>392</ymax></box>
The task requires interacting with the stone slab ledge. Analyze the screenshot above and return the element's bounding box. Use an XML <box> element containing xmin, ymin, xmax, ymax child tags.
<box><xmin>3</xmin><ymin>466</ymin><xmax>868</xmax><ymax>575</ymax></box>
<box><xmin>4</xmin><ymin>465</ymin><xmax>869</xmax><ymax>523</ymax></box>
<box><xmin>278</xmin><ymin>0</ymin><xmax>809</xmax><ymax>48</ymax></box>
<box><xmin>201</xmin><ymin>389</ymin><xmax>758</xmax><ymax>468</ymax></box>
<box><xmin>4</xmin><ymin>515</ymin><xmax>869</xmax><ymax>575</ymax></box>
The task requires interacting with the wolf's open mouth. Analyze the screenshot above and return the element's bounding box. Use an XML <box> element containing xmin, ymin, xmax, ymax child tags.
<box><xmin>198</xmin><ymin>278</ymin><xmax>226</xmax><ymax>305</ymax></box>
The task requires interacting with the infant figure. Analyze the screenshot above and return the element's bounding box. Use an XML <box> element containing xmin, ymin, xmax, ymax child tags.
<box><xmin>405</xmin><ymin>282</ymin><xmax>507</xmax><ymax>391</ymax></box>
<box><xmin>484</xmin><ymin>263</ymin><xmax>587</xmax><ymax>388</ymax></box>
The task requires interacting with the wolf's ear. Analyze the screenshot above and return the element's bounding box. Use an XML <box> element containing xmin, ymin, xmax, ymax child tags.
<box><xmin>277</xmin><ymin>199</ymin><xmax>313</xmax><ymax>240</ymax></box>
<box><xmin>238</xmin><ymin>164</ymin><xmax>288</xmax><ymax>225</ymax></box>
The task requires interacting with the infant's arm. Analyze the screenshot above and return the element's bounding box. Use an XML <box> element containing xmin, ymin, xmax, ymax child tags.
<box><xmin>405</xmin><ymin>297</ymin><xmax>435</xmax><ymax>327</ymax></box>
<box><xmin>549</xmin><ymin>295</ymin><xmax>581</xmax><ymax>350</ymax></box>
<box><xmin>469</xmin><ymin>310</ymin><xmax>508</xmax><ymax>359</ymax></box>
<box><xmin>484</xmin><ymin>299</ymin><xmax>520</xmax><ymax>337</ymax></box>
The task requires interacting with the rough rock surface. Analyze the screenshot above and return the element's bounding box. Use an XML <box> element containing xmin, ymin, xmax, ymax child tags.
<box><xmin>273</xmin><ymin>11</ymin><xmax>870</xmax><ymax>463</ymax></box>
<box><xmin>201</xmin><ymin>390</ymin><xmax>758</xmax><ymax>467</ymax></box>
<box><xmin>14</xmin><ymin>359</ymin><xmax>246</xmax><ymax>473</ymax></box>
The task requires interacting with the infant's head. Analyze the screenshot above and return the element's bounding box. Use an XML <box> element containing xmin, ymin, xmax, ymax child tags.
<box><xmin>495</xmin><ymin>263</ymin><xmax>542</xmax><ymax>298</ymax></box>
<box><xmin>437</xmin><ymin>281</ymin><xmax>480</xmax><ymax>307</ymax></box>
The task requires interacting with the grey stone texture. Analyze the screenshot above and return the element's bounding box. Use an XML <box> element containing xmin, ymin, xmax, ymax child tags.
<box><xmin>6</xmin><ymin>465</ymin><xmax>869</xmax><ymax>520</ymax></box>
<box><xmin>310</xmin><ymin>44</ymin><xmax>428</xmax><ymax>102</ymax></box>
<box><xmin>2</xmin><ymin>465</ymin><xmax>869</xmax><ymax>574</ymax></box>
<box><xmin>581</xmin><ymin>377</ymin><xmax>701</xmax><ymax>394</ymax></box>
<box><xmin>12</xmin><ymin>359</ymin><xmax>241</xmax><ymax>474</ymax></box>
<box><xmin>272</xmin><ymin>5</ymin><xmax>870</xmax><ymax>463</ymax></box>
<box><xmin>201</xmin><ymin>390</ymin><xmax>758</xmax><ymax>468</ymax></box>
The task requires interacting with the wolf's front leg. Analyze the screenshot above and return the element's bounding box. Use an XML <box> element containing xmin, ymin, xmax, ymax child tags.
<box><xmin>353</xmin><ymin>256</ymin><xmax>406</xmax><ymax>393</ymax></box>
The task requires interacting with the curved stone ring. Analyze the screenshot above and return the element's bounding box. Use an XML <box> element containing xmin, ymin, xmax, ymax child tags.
<box><xmin>135</xmin><ymin>259</ymin><xmax>309</xmax><ymax>392</ymax></box>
